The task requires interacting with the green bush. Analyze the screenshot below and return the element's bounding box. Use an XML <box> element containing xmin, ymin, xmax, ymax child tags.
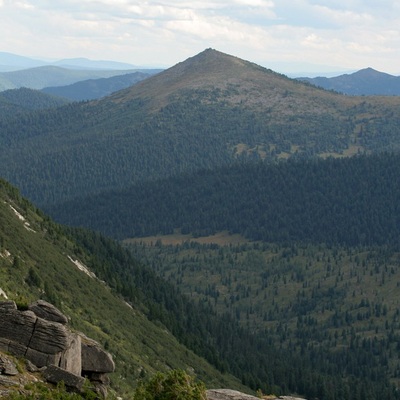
<box><xmin>133</xmin><ymin>369</ymin><xmax>206</xmax><ymax>400</ymax></box>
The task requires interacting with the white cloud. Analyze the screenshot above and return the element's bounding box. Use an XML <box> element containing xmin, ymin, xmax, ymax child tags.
<box><xmin>0</xmin><ymin>0</ymin><xmax>399</xmax><ymax>74</ymax></box>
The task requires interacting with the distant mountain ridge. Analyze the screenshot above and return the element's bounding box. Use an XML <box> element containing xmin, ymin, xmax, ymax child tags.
<box><xmin>0</xmin><ymin>65</ymin><xmax>147</xmax><ymax>91</ymax></box>
<box><xmin>1</xmin><ymin>48</ymin><xmax>400</xmax><ymax>208</ymax></box>
<box><xmin>41</xmin><ymin>70</ymin><xmax>160</xmax><ymax>101</ymax></box>
<box><xmin>0</xmin><ymin>51</ymin><xmax>139</xmax><ymax>71</ymax></box>
<box><xmin>298</xmin><ymin>67</ymin><xmax>400</xmax><ymax>95</ymax></box>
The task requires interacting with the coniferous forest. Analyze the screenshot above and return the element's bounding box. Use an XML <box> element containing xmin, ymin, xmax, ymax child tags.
<box><xmin>47</xmin><ymin>152</ymin><xmax>400</xmax><ymax>399</ymax></box>
<box><xmin>49</xmin><ymin>152</ymin><xmax>400</xmax><ymax>248</ymax></box>
<box><xmin>3</xmin><ymin>49</ymin><xmax>400</xmax><ymax>400</ymax></box>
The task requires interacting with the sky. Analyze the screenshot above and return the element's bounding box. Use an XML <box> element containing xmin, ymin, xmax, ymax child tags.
<box><xmin>1</xmin><ymin>0</ymin><xmax>400</xmax><ymax>75</ymax></box>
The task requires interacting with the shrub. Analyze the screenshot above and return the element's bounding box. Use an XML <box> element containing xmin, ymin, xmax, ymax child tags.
<box><xmin>133</xmin><ymin>369</ymin><xmax>206</xmax><ymax>400</ymax></box>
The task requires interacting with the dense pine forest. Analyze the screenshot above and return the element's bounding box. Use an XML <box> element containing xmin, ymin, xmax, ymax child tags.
<box><xmin>68</xmin><ymin>226</ymin><xmax>400</xmax><ymax>400</ymax></box>
<box><xmin>46</xmin><ymin>152</ymin><xmax>400</xmax><ymax>399</ymax></box>
<box><xmin>3</xmin><ymin>49</ymin><xmax>400</xmax><ymax>399</ymax></box>
<box><xmin>0</xmin><ymin>87</ymin><xmax>69</xmax><ymax>116</ymax></box>
<box><xmin>4</xmin><ymin>176</ymin><xmax>398</xmax><ymax>399</ymax></box>
<box><xmin>49</xmin><ymin>152</ymin><xmax>400</xmax><ymax>248</ymax></box>
<box><xmin>2</xmin><ymin>49</ymin><xmax>400</xmax><ymax>207</ymax></box>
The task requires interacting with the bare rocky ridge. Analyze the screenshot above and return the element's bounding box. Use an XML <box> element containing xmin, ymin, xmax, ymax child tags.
<box><xmin>0</xmin><ymin>300</ymin><xmax>114</xmax><ymax>397</ymax></box>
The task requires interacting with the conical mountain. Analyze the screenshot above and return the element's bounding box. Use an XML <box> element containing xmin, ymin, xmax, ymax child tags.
<box><xmin>1</xmin><ymin>49</ymin><xmax>400</xmax><ymax>207</ymax></box>
<box><xmin>108</xmin><ymin>48</ymin><xmax>350</xmax><ymax>113</ymax></box>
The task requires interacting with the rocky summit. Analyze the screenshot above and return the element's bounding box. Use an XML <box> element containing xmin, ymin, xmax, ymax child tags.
<box><xmin>0</xmin><ymin>299</ymin><xmax>114</xmax><ymax>397</ymax></box>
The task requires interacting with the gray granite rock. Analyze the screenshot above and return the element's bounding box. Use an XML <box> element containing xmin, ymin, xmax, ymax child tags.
<box><xmin>0</xmin><ymin>307</ymin><xmax>37</xmax><ymax>347</ymax></box>
<box><xmin>0</xmin><ymin>300</ymin><xmax>114</xmax><ymax>395</ymax></box>
<box><xmin>81</xmin><ymin>337</ymin><xmax>115</xmax><ymax>373</ymax></box>
<box><xmin>207</xmin><ymin>389</ymin><xmax>260</xmax><ymax>400</ymax></box>
<box><xmin>43</xmin><ymin>365</ymin><xmax>85</xmax><ymax>392</ymax></box>
<box><xmin>29</xmin><ymin>300</ymin><xmax>68</xmax><ymax>324</ymax></box>
<box><xmin>60</xmin><ymin>333</ymin><xmax>82</xmax><ymax>375</ymax></box>
<box><xmin>29</xmin><ymin>317</ymin><xmax>69</xmax><ymax>354</ymax></box>
<box><xmin>0</xmin><ymin>301</ymin><xmax>16</xmax><ymax>310</ymax></box>
<box><xmin>25</xmin><ymin>347</ymin><xmax>61</xmax><ymax>368</ymax></box>
<box><xmin>0</xmin><ymin>354</ymin><xmax>18</xmax><ymax>375</ymax></box>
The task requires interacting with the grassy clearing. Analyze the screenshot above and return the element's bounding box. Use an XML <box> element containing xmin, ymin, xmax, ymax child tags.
<box><xmin>123</xmin><ymin>230</ymin><xmax>250</xmax><ymax>246</ymax></box>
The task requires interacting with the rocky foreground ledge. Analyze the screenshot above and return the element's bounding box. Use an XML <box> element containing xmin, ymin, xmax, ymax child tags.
<box><xmin>206</xmin><ymin>389</ymin><xmax>305</xmax><ymax>400</ymax></box>
<box><xmin>0</xmin><ymin>300</ymin><xmax>114</xmax><ymax>397</ymax></box>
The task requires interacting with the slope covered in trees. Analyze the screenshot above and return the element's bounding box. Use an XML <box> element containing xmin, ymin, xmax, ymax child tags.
<box><xmin>1</xmin><ymin>49</ymin><xmax>400</xmax><ymax>207</ymax></box>
<box><xmin>0</xmin><ymin>178</ymin><xmax>244</xmax><ymax>397</ymax></box>
<box><xmin>128</xmin><ymin>239</ymin><xmax>400</xmax><ymax>397</ymax></box>
<box><xmin>41</xmin><ymin>71</ymin><xmax>157</xmax><ymax>101</ymax></box>
<box><xmin>0</xmin><ymin>87</ymin><xmax>69</xmax><ymax>116</ymax></box>
<box><xmin>2</xmin><ymin>176</ymin><xmax>399</xmax><ymax>399</ymax></box>
<box><xmin>49</xmin><ymin>153</ymin><xmax>400</xmax><ymax>249</ymax></box>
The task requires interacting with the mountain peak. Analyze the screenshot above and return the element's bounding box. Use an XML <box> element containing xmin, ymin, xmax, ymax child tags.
<box><xmin>353</xmin><ymin>67</ymin><xmax>392</xmax><ymax>78</ymax></box>
<box><xmin>109</xmin><ymin>48</ymin><xmax>280</xmax><ymax>107</ymax></box>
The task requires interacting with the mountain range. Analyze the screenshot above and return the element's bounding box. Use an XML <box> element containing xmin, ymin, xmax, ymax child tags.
<box><xmin>299</xmin><ymin>67</ymin><xmax>400</xmax><ymax>95</ymax></box>
<box><xmin>0</xmin><ymin>51</ymin><xmax>139</xmax><ymax>71</ymax></box>
<box><xmin>1</xmin><ymin>48</ymin><xmax>400</xmax><ymax>209</ymax></box>
<box><xmin>41</xmin><ymin>71</ymin><xmax>159</xmax><ymax>101</ymax></box>
<box><xmin>3</xmin><ymin>48</ymin><xmax>400</xmax><ymax>399</ymax></box>
<box><xmin>0</xmin><ymin>65</ymin><xmax>153</xmax><ymax>91</ymax></box>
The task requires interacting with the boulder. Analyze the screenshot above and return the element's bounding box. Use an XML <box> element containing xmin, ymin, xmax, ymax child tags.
<box><xmin>43</xmin><ymin>365</ymin><xmax>85</xmax><ymax>392</ymax></box>
<box><xmin>0</xmin><ymin>307</ymin><xmax>37</xmax><ymax>347</ymax></box>
<box><xmin>81</xmin><ymin>337</ymin><xmax>115</xmax><ymax>374</ymax></box>
<box><xmin>0</xmin><ymin>354</ymin><xmax>18</xmax><ymax>376</ymax></box>
<box><xmin>206</xmin><ymin>391</ymin><xmax>307</xmax><ymax>400</ymax></box>
<box><xmin>0</xmin><ymin>301</ymin><xmax>16</xmax><ymax>310</ymax></box>
<box><xmin>25</xmin><ymin>347</ymin><xmax>61</xmax><ymax>368</ymax></box>
<box><xmin>6</xmin><ymin>339</ymin><xmax>28</xmax><ymax>358</ymax></box>
<box><xmin>207</xmin><ymin>389</ymin><xmax>260</xmax><ymax>400</ymax></box>
<box><xmin>59</xmin><ymin>333</ymin><xmax>82</xmax><ymax>376</ymax></box>
<box><xmin>29</xmin><ymin>317</ymin><xmax>69</xmax><ymax>354</ymax></box>
<box><xmin>29</xmin><ymin>300</ymin><xmax>68</xmax><ymax>324</ymax></box>
<box><xmin>0</xmin><ymin>375</ymin><xmax>17</xmax><ymax>387</ymax></box>
<box><xmin>0</xmin><ymin>300</ymin><xmax>113</xmax><ymax>396</ymax></box>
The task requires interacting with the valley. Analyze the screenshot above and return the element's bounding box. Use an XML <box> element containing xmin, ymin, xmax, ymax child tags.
<box><xmin>2</xmin><ymin>48</ymin><xmax>400</xmax><ymax>399</ymax></box>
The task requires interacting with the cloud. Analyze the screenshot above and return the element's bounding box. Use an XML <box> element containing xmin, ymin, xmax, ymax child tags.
<box><xmin>0</xmin><ymin>0</ymin><xmax>399</xmax><ymax>73</ymax></box>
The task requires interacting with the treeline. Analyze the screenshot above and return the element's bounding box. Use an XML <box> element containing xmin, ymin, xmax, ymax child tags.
<box><xmin>50</xmin><ymin>152</ymin><xmax>400</xmax><ymax>248</ymax></box>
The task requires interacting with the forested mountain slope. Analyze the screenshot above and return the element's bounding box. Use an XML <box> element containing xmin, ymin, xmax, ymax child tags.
<box><xmin>49</xmin><ymin>152</ymin><xmax>400</xmax><ymax>248</ymax></box>
<box><xmin>0</xmin><ymin>87</ymin><xmax>69</xmax><ymax>116</ymax></box>
<box><xmin>6</xmin><ymin>176</ymin><xmax>382</xmax><ymax>399</ymax></box>
<box><xmin>1</xmin><ymin>49</ymin><xmax>400</xmax><ymax>207</ymax></box>
<box><xmin>45</xmin><ymin>151</ymin><xmax>400</xmax><ymax>399</ymax></box>
<box><xmin>41</xmin><ymin>70</ymin><xmax>160</xmax><ymax>101</ymax></box>
<box><xmin>127</xmin><ymin>238</ymin><xmax>400</xmax><ymax>399</ymax></box>
<box><xmin>2</xmin><ymin>177</ymin><xmax>399</xmax><ymax>399</ymax></box>
<box><xmin>0</xmin><ymin>178</ymin><xmax>245</xmax><ymax>397</ymax></box>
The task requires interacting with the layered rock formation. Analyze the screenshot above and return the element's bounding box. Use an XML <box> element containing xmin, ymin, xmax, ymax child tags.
<box><xmin>0</xmin><ymin>300</ymin><xmax>114</xmax><ymax>396</ymax></box>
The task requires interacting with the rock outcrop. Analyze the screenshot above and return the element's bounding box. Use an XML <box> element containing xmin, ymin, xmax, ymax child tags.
<box><xmin>206</xmin><ymin>390</ymin><xmax>306</xmax><ymax>400</ymax></box>
<box><xmin>207</xmin><ymin>389</ymin><xmax>260</xmax><ymax>400</ymax></box>
<box><xmin>0</xmin><ymin>300</ymin><xmax>114</xmax><ymax>396</ymax></box>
